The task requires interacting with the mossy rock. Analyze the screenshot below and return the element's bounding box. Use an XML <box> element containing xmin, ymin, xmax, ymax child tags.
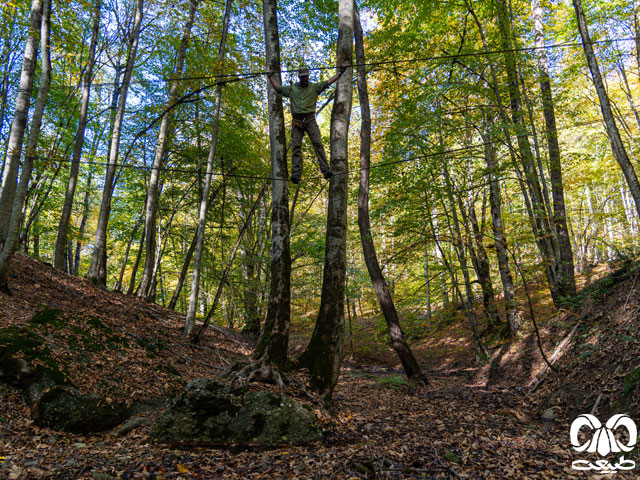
<box><xmin>152</xmin><ymin>379</ymin><xmax>322</xmax><ymax>446</ymax></box>
<box><xmin>151</xmin><ymin>379</ymin><xmax>243</xmax><ymax>444</ymax></box>
<box><xmin>0</xmin><ymin>318</ymin><xmax>67</xmax><ymax>388</ymax></box>
<box><xmin>0</xmin><ymin>308</ymin><xmax>133</xmax><ymax>433</ymax></box>
<box><xmin>32</xmin><ymin>385</ymin><xmax>131</xmax><ymax>434</ymax></box>
<box><xmin>229</xmin><ymin>391</ymin><xmax>322</xmax><ymax>444</ymax></box>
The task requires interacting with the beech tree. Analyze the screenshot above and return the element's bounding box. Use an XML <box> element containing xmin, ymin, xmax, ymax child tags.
<box><xmin>0</xmin><ymin>0</ymin><xmax>51</xmax><ymax>293</ymax></box>
<box><xmin>53</xmin><ymin>0</ymin><xmax>102</xmax><ymax>271</ymax></box>
<box><xmin>87</xmin><ymin>0</ymin><xmax>144</xmax><ymax>285</ymax></box>
<box><xmin>0</xmin><ymin>0</ymin><xmax>43</xmax><ymax>245</ymax></box>
<box><xmin>137</xmin><ymin>0</ymin><xmax>199</xmax><ymax>300</ymax></box>
<box><xmin>572</xmin><ymin>0</ymin><xmax>640</xmax><ymax>219</ymax></box>
<box><xmin>184</xmin><ymin>0</ymin><xmax>231</xmax><ymax>334</ymax></box>
<box><xmin>297</xmin><ymin>0</ymin><xmax>354</xmax><ymax>399</ymax></box>
<box><xmin>353</xmin><ymin>2</ymin><xmax>427</xmax><ymax>384</ymax></box>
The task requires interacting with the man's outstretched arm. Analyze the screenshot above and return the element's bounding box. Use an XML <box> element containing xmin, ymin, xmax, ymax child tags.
<box><xmin>267</xmin><ymin>69</ymin><xmax>282</xmax><ymax>92</ymax></box>
<box><xmin>327</xmin><ymin>63</ymin><xmax>349</xmax><ymax>86</ymax></box>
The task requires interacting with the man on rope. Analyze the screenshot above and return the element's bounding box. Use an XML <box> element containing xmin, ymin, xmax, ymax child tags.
<box><xmin>267</xmin><ymin>64</ymin><xmax>347</xmax><ymax>184</ymax></box>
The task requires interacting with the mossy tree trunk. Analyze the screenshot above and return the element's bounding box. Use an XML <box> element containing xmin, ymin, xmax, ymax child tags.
<box><xmin>297</xmin><ymin>0</ymin><xmax>353</xmax><ymax>399</ymax></box>
<box><xmin>251</xmin><ymin>0</ymin><xmax>291</xmax><ymax>371</ymax></box>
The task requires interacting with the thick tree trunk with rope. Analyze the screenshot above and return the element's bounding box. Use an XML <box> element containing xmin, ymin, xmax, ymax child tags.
<box><xmin>0</xmin><ymin>0</ymin><xmax>51</xmax><ymax>294</ymax></box>
<box><xmin>297</xmin><ymin>0</ymin><xmax>353</xmax><ymax>399</ymax></box>
<box><xmin>53</xmin><ymin>0</ymin><xmax>101</xmax><ymax>271</ymax></box>
<box><xmin>138</xmin><ymin>0</ymin><xmax>199</xmax><ymax>300</ymax></box>
<box><xmin>183</xmin><ymin>0</ymin><xmax>232</xmax><ymax>334</ymax></box>
<box><xmin>531</xmin><ymin>0</ymin><xmax>576</xmax><ymax>299</ymax></box>
<box><xmin>87</xmin><ymin>0</ymin><xmax>144</xmax><ymax>286</ymax></box>
<box><xmin>248</xmin><ymin>0</ymin><xmax>291</xmax><ymax>374</ymax></box>
<box><xmin>572</xmin><ymin>0</ymin><xmax>640</xmax><ymax>219</ymax></box>
<box><xmin>225</xmin><ymin>0</ymin><xmax>291</xmax><ymax>387</ymax></box>
<box><xmin>0</xmin><ymin>0</ymin><xmax>43</xmax><ymax>245</ymax></box>
<box><xmin>352</xmin><ymin>3</ymin><xmax>426</xmax><ymax>384</ymax></box>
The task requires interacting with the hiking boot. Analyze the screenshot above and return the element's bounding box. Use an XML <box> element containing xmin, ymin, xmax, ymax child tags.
<box><xmin>323</xmin><ymin>169</ymin><xmax>333</xmax><ymax>180</ymax></box>
<box><xmin>291</xmin><ymin>174</ymin><xmax>301</xmax><ymax>184</ymax></box>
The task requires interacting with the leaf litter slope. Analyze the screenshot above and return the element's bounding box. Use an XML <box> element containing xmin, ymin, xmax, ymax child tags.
<box><xmin>0</xmin><ymin>254</ymin><xmax>639</xmax><ymax>478</ymax></box>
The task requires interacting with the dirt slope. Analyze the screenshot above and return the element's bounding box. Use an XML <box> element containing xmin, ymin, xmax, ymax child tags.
<box><xmin>0</xmin><ymin>254</ymin><xmax>639</xmax><ymax>478</ymax></box>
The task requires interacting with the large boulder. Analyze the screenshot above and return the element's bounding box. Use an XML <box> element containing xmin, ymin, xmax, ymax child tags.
<box><xmin>32</xmin><ymin>385</ymin><xmax>130</xmax><ymax>434</ymax></box>
<box><xmin>0</xmin><ymin>308</ymin><xmax>131</xmax><ymax>433</ymax></box>
<box><xmin>152</xmin><ymin>378</ymin><xmax>322</xmax><ymax>446</ymax></box>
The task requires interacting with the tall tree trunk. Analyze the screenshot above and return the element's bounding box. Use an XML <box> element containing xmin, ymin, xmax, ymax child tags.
<box><xmin>53</xmin><ymin>0</ymin><xmax>101</xmax><ymax>270</ymax></box>
<box><xmin>251</xmin><ymin>0</ymin><xmax>291</xmax><ymax>370</ymax></box>
<box><xmin>0</xmin><ymin>0</ymin><xmax>43</xmax><ymax>244</ymax></box>
<box><xmin>127</xmin><ymin>224</ymin><xmax>145</xmax><ymax>295</ymax></box>
<box><xmin>170</xmin><ymin>226</ymin><xmax>197</xmax><ymax>310</ymax></box>
<box><xmin>169</xmin><ymin>177</ymin><xmax>227</xmax><ymax>309</ymax></box>
<box><xmin>467</xmin><ymin>198</ymin><xmax>502</xmax><ymax>333</ymax></box>
<box><xmin>87</xmin><ymin>0</ymin><xmax>144</xmax><ymax>285</ymax></box>
<box><xmin>183</xmin><ymin>0</ymin><xmax>231</xmax><ymax>334</ymax></box>
<box><xmin>74</xmin><ymin>167</ymin><xmax>94</xmax><ymax>276</ymax></box>
<box><xmin>115</xmin><ymin>210</ymin><xmax>143</xmax><ymax>291</ymax></box>
<box><xmin>0</xmin><ymin>0</ymin><xmax>50</xmax><ymax>293</ymax></box>
<box><xmin>531</xmin><ymin>0</ymin><xmax>576</xmax><ymax>298</ymax></box>
<box><xmin>481</xmin><ymin>117</ymin><xmax>522</xmax><ymax>336</ymax></box>
<box><xmin>493</xmin><ymin>0</ymin><xmax>559</xmax><ymax>304</ymax></box>
<box><xmin>0</xmin><ymin>4</ymin><xmax>18</xmax><ymax>184</ymax></box>
<box><xmin>573</xmin><ymin>0</ymin><xmax>640</xmax><ymax>218</ymax></box>
<box><xmin>423</xmin><ymin>243</ymin><xmax>432</xmax><ymax>321</ymax></box>
<box><xmin>351</xmin><ymin>3</ymin><xmax>426</xmax><ymax>383</ymax></box>
<box><xmin>297</xmin><ymin>0</ymin><xmax>353</xmax><ymax>399</ymax></box>
<box><xmin>138</xmin><ymin>0</ymin><xmax>199</xmax><ymax>299</ymax></box>
<box><xmin>193</xmin><ymin>182</ymin><xmax>269</xmax><ymax>342</ymax></box>
<box><xmin>440</xmin><ymin>168</ymin><xmax>488</xmax><ymax>360</ymax></box>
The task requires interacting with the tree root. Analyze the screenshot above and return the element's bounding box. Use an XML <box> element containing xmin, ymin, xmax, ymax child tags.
<box><xmin>221</xmin><ymin>358</ymin><xmax>322</xmax><ymax>407</ymax></box>
<box><xmin>223</xmin><ymin>358</ymin><xmax>286</xmax><ymax>389</ymax></box>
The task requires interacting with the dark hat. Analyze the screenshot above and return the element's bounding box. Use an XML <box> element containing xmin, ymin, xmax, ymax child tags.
<box><xmin>298</xmin><ymin>66</ymin><xmax>310</xmax><ymax>77</ymax></box>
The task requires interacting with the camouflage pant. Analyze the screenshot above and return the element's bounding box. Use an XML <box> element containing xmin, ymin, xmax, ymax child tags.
<box><xmin>291</xmin><ymin>115</ymin><xmax>330</xmax><ymax>178</ymax></box>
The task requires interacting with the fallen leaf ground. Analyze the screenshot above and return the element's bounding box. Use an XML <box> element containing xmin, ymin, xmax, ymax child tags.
<box><xmin>1</xmin><ymin>254</ymin><xmax>639</xmax><ymax>479</ymax></box>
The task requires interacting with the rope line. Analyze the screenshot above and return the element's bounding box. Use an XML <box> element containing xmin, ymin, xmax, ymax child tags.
<box><xmin>4</xmin><ymin>36</ymin><xmax>636</xmax><ymax>92</ymax></box>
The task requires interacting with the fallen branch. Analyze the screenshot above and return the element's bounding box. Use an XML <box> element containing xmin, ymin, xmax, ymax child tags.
<box><xmin>526</xmin><ymin>307</ymin><xmax>591</xmax><ymax>396</ymax></box>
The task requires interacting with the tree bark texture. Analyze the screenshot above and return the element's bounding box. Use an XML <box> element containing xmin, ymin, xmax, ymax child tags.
<box><xmin>531</xmin><ymin>0</ymin><xmax>576</xmax><ymax>298</ymax></box>
<box><xmin>53</xmin><ymin>0</ymin><xmax>102</xmax><ymax>270</ymax></box>
<box><xmin>87</xmin><ymin>0</ymin><xmax>144</xmax><ymax>285</ymax></box>
<box><xmin>494</xmin><ymin>0</ymin><xmax>560</xmax><ymax>304</ymax></box>
<box><xmin>0</xmin><ymin>0</ymin><xmax>50</xmax><ymax>293</ymax></box>
<box><xmin>184</xmin><ymin>0</ymin><xmax>231</xmax><ymax>334</ymax></box>
<box><xmin>297</xmin><ymin>0</ymin><xmax>353</xmax><ymax>398</ymax></box>
<box><xmin>252</xmin><ymin>0</ymin><xmax>291</xmax><ymax>371</ymax></box>
<box><xmin>481</xmin><ymin>119</ymin><xmax>522</xmax><ymax>336</ymax></box>
<box><xmin>352</xmin><ymin>3</ymin><xmax>426</xmax><ymax>383</ymax></box>
<box><xmin>138</xmin><ymin>0</ymin><xmax>198</xmax><ymax>299</ymax></box>
<box><xmin>0</xmin><ymin>0</ymin><xmax>43</xmax><ymax>244</ymax></box>
<box><xmin>573</xmin><ymin>0</ymin><xmax>640</xmax><ymax>219</ymax></box>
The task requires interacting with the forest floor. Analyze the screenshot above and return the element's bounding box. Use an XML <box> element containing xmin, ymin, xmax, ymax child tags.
<box><xmin>1</xmin><ymin>253</ymin><xmax>640</xmax><ymax>479</ymax></box>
